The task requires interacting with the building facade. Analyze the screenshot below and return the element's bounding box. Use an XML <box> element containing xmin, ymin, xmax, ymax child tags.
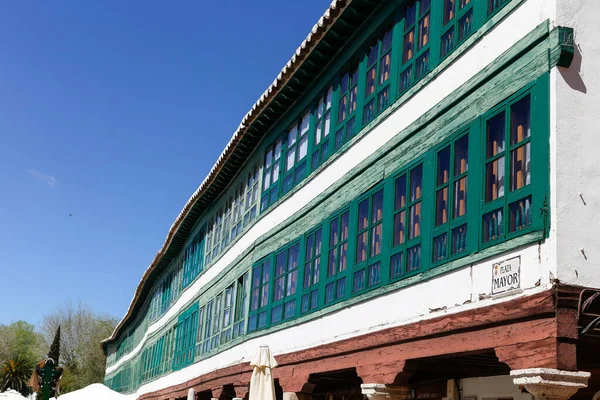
<box><xmin>102</xmin><ymin>1</ymin><xmax>600</xmax><ymax>399</ymax></box>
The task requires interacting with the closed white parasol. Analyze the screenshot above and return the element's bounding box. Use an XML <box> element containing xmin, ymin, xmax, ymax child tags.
<box><xmin>249</xmin><ymin>345</ymin><xmax>278</xmax><ymax>400</ymax></box>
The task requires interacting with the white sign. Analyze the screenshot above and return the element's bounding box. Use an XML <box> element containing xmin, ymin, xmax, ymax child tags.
<box><xmin>492</xmin><ymin>256</ymin><xmax>521</xmax><ymax>295</ymax></box>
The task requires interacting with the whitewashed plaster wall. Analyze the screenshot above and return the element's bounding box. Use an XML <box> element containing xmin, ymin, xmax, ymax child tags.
<box><xmin>553</xmin><ymin>0</ymin><xmax>600</xmax><ymax>288</ymax></box>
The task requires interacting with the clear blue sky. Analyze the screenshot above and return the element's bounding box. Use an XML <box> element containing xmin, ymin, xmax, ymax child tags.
<box><xmin>0</xmin><ymin>0</ymin><xmax>330</xmax><ymax>327</ymax></box>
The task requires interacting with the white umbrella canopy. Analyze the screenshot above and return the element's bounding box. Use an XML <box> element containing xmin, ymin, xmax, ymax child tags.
<box><xmin>249</xmin><ymin>345</ymin><xmax>278</xmax><ymax>400</ymax></box>
<box><xmin>49</xmin><ymin>383</ymin><xmax>127</xmax><ymax>400</ymax></box>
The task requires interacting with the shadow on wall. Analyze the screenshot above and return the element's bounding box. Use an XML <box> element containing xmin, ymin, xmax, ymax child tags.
<box><xmin>559</xmin><ymin>43</ymin><xmax>586</xmax><ymax>93</ymax></box>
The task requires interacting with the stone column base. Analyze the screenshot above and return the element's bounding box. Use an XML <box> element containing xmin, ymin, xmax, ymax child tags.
<box><xmin>511</xmin><ymin>368</ymin><xmax>591</xmax><ymax>400</ymax></box>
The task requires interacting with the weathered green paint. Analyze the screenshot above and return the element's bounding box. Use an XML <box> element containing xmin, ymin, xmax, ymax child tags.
<box><xmin>106</xmin><ymin>14</ymin><xmax>574</xmax><ymax>393</ymax></box>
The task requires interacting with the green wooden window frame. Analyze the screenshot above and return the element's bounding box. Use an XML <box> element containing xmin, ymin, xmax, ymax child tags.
<box><xmin>200</xmin><ymin>299</ymin><xmax>214</xmax><ymax>354</ymax></box>
<box><xmin>181</xmin><ymin>228</ymin><xmax>205</xmax><ymax>289</ymax></box>
<box><xmin>301</xmin><ymin>226</ymin><xmax>323</xmax><ymax>313</ymax></box>
<box><xmin>432</xmin><ymin>131</ymin><xmax>470</xmax><ymax>264</ymax></box>
<box><xmin>271</xmin><ymin>242</ymin><xmax>301</xmax><ymax>325</ymax></box>
<box><xmin>232</xmin><ymin>272</ymin><xmax>249</xmax><ymax>339</ymax></box>
<box><xmin>389</xmin><ymin>159</ymin><xmax>427</xmax><ymax>280</ymax></box>
<box><xmin>334</xmin><ymin>63</ymin><xmax>360</xmax><ymax>149</ymax></box>
<box><xmin>211</xmin><ymin>293</ymin><xmax>222</xmax><ymax>349</ymax></box>
<box><xmin>220</xmin><ymin>285</ymin><xmax>234</xmax><ymax>344</ymax></box>
<box><xmin>324</xmin><ymin>209</ymin><xmax>350</xmax><ymax>304</ymax></box>
<box><xmin>261</xmin><ymin>139</ymin><xmax>283</xmax><ymax>211</ymax></box>
<box><xmin>282</xmin><ymin>113</ymin><xmax>311</xmax><ymax>195</ymax></box>
<box><xmin>399</xmin><ymin>0</ymin><xmax>432</xmax><ymax>94</ymax></box>
<box><xmin>172</xmin><ymin>303</ymin><xmax>198</xmax><ymax>371</ymax></box>
<box><xmin>353</xmin><ymin>185</ymin><xmax>385</xmax><ymax>293</ymax></box>
<box><xmin>481</xmin><ymin>87</ymin><xmax>536</xmax><ymax>248</ymax></box>
<box><xmin>311</xmin><ymin>87</ymin><xmax>334</xmax><ymax>169</ymax></box>
<box><xmin>440</xmin><ymin>0</ymin><xmax>475</xmax><ymax>59</ymax></box>
<box><xmin>363</xmin><ymin>25</ymin><xmax>394</xmax><ymax>125</ymax></box>
<box><xmin>248</xmin><ymin>258</ymin><xmax>271</xmax><ymax>331</ymax></box>
<box><xmin>243</xmin><ymin>166</ymin><xmax>260</xmax><ymax>226</ymax></box>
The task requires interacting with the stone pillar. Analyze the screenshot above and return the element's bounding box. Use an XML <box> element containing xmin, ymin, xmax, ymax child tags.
<box><xmin>361</xmin><ymin>384</ymin><xmax>412</xmax><ymax>400</ymax></box>
<box><xmin>187</xmin><ymin>388</ymin><xmax>195</xmax><ymax>400</ymax></box>
<box><xmin>511</xmin><ymin>368</ymin><xmax>591</xmax><ymax>400</ymax></box>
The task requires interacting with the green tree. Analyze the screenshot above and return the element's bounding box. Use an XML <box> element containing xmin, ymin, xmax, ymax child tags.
<box><xmin>0</xmin><ymin>321</ymin><xmax>45</xmax><ymax>365</ymax></box>
<box><xmin>0</xmin><ymin>356</ymin><xmax>33</xmax><ymax>396</ymax></box>
<box><xmin>48</xmin><ymin>326</ymin><xmax>61</xmax><ymax>364</ymax></box>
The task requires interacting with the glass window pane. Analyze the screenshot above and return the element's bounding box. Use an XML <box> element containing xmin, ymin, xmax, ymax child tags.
<box><xmin>265</xmin><ymin>148</ymin><xmax>273</xmax><ymax>168</ymax></box>
<box><xmin>390</xmin><ymin>252</ymin><xmax>403</xmax><ymax>279</ymax></box>
<box><xmin>416</xmin><ymin>51</ymin><xmax>429</xmax><ymax>78</ymax></box>
<box><xmin>382</xmin><ymin>29</ymin><xmax>393</xmax><ymax>52</ymax></box>
<box><xmin>458</xmin><ymin>9</ymin><xmax>473</xmax><ymax>41</ymax></box>
<box><xmin>313</xmin><ymin>257</ymin><xmax>320</xmax><ymax>284</ymax></box>
<box><xmin>409</xmin><ymin>202</ymin><xmax>421</xmax><ymax>239</ymax></box>
<box><xmin>300</xmin><ymin>112</ymin><xmax>310</xmax><ymax>135</ymax></box>
<box><xmin>370</xmin><ymin>223</ymin><xmax>382</xmax><ymax>257</ymax></box>
<box><xmin>356</xmin><ymin>231</ymin><xmax>368</xmax><ymax>263</ymax></box>
<box><xmin>441</xmin><ymin>28</ymin><xmax>454</xmax><ymax>58</ymax></box>
<box><xmin>288</xmin><ymin>244</ymin><xmax>300</xmax><ymax>271</ymax></box>
<box><xmin>328</xmin><ymin>249</ymin><xmax>337</xmax><ymax>277</ymax></box>
<box><xmin>407</xmin><ymin>245</ymin><xmax>421</xmax><ymax>272</ymax></box>
<box><xmin>339</xmin><ymin>243</ymin><xmax>348</xmax><ymax>272</ymax></box>
<box><xmin>454</xmin><ymin>135</ymin><xmax>469</xmax><ymax>176</ymax></box>
<box><xmin>303</xmin><ymin>263</ymin><xmax>311</xmax><ymax>289</ymax></box>
<box><xmin>377</xmin><ymin>86</ymin><xmax>390</xmax><ymax>112</ymax></box>
<box><xmin>395</xmin><ymin>175</ymin><xmax>407</xmax><ymax>210</ymax></box>
<box><xmin>511</xmin><ymin>96</ymin><xmax>531</xmax><ymax>145</ymax></box>
<box><xmin>298</xmin><ymin>135</ymin><xmax>308</xmax><ymax>160</ymax></box>
<box><xmin>405</xmin><ymin>2</ymin><xmax>417</xmax><ymax>29</ymax></box>
<box><xmin>286</xmin><ymin>148</ymin><xmax>296</xmax><ymax>171</ymax></box>
<box><xmin>483</xmin><ymin>208</ymin><xmax>503</xmax><ymax>243</ymax></box>
<box><xmin>363</xmin><ymin>99</ymin><xmax>375</xmax><ymax>124</ymax></box>
<box><xmin>326</xmin><ymin>87</ymin><xmax>333</xmax><ymax>109</ymax></box>
<box><xmin>379</xmin><ymin>53</ymin><xmax>392</xmax><ymax>84</ymax></box>
<box><xmin>367</xmin><ymin>43</ymin><xmax>378</xmax><ymax>66</ymax></box>
<box><xmin>436</xmin><ymin>187</ymin><xmax>449</xmax><ymax>226</ymax></box>
<box><xmin>403</xmin><ymin>31</ymin><xmax>414</xmax><ymax>63</ymax></box>
<box><xmin>420</xmin><ymin>0</ymin><xmax>431</xmax><ymax>14</ymax></box>
<box><xmin>330</xmin><ymin>218</ymin><xmax>339</xmax><ymax>246</ymax></box>
<box><xmin>353</xmin><ymin>269</ymin><xmax>366</xmax><ymax>292</ymax></box>
<box><xmin>451</xmin><ymin>224</ymin><xmax>468</xmax><ymax>254</ymax></box>
<box><xmin>485</xmin><ymin>157</ymin><xmax>505</xmax><ymax>202</ymax></box>
<box><xmin>509</xmin><ymin>196</ymin><xmax>533</xmax><ymax>232</ymax></box>
<box><xmin>358</xmin><ymin>199</ymin><xmax>369</xmax><ymax>230</ymax></box>
<box><xmin>486</xmin><ymin>113</ymin><xmax>506</xmax><ymax>157</ymax></box>
<box><xmin>400</xmin><ymin>66</ymin><xmax>413</xmax><ymax>93</ymax></box>
<box><xmin>437</xmin><ymin>146</ymin><xmax>451</xmax><ymax>185</ymax></box>
<box><xmin>443</xmin><ymin>0</ymin><xmax>455</xmax><ymax>25</ymax></box>
<box><xmin>338</xmin><ymin>95</ymin><xmax>347</xmax><ymax>123</ymax></box>
<box><xmin>276</xmin><ymin>252</ymin><xmax>286</xmax><ymax>276</ymax></box>
<box><xmin>324</xmin><ymin>112</ymin><xmax>331</xmax><ymax>136</ymax></box>
<box><xmin>433</xmin><ymin>233</ymin><xmax>448</xmax><ymax>262</ymax></box>
<box><xmin>341</xmin><ymin>212</ymin><xmax>349</xmax><ymax>241</ymax></box>
<box><xmin>510</xmin><ymin>136</ymin><xmax>531</xmax><ymax>192</ymax></box>
<box><xmin>453</xmin><ymin>177</ymin><xmax>468</xmax><ymax>218</ymax></box>
<box><xmin>418</xmin><ymin>13</ymin><xmax>430</xmax><ymax>49</ymax></box>
<box><xmin>272</xmin><ymin>161</ymin><xmax>280</xmax><ymax>182</ymax></box>
<box><xmin>372</xmin><ymin>190</ymin><xmax>384</xmax><ymax>223</ymax></box>
<box><xmin>393</xmin><ymin>211</ymin><xmax>406</xmax><ymax>247</ymax></box>
<box><xmin>410</xmin><ymin>165</ymin><xmax>423</xmax><ymax>202</ymax></box>
<box><xmin>286</xmin><ymin>270</ymin><xmax>297</xmax><ymax>296</ymax></box>
<box><xmin>368</xmin><ymin>262</ymin><xmax>381</xmax><ymax>287</ymax></box>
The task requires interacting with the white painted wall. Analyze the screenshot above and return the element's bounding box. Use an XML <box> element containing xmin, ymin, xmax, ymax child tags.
<box><xmin>460</xmin><ymin>375</ymin><xmax>532</xmax><ymax>400</ymax></box>
<box><xmin>553</xmin><ymin>0</ymin><xmax>600</xmax><ymax>288</ymax></box>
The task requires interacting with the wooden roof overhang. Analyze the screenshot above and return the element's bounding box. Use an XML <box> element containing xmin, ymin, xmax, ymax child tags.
<box><xmin>102</xmin><ymin>0</ymin><xmax>384</xmax><ymax>353</ymax></box>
